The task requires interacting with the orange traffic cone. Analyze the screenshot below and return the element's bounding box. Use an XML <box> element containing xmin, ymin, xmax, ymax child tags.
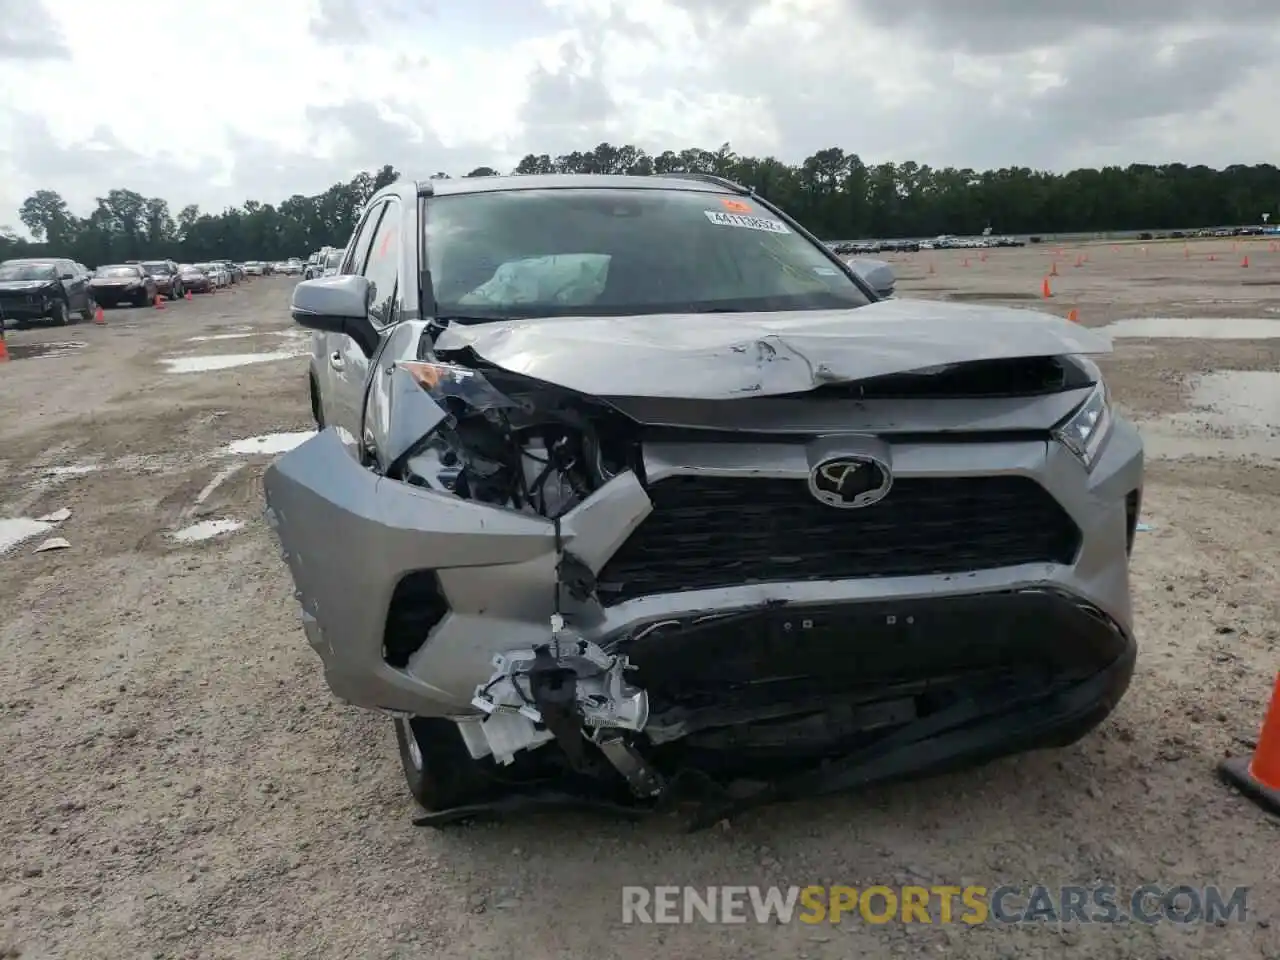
<box><xmin>1074</xmin><ymin>254</ymin><xmax>1084</xmax><ymax>268</ymax></box>
<box><xmin>1184</xmin><ymin>246</ymin><xmax>1190</xmax><ymax>259</ymax></box>
<box><xmin>1219</xmin><ymin>672</ymin><xmax>1280</xmax><ymax>814</ymax></box>
<box><xmin>1209</xmin><ymin>254</ymin><xmax>1217</xmax><ymax>262</ymax></box>
<box><xmin>1041</xmin><ymin>277</ymin><xmax>1052</xmax><ymax>299</ymax></box>
<box><xmin>94</xmin><ymin>305</ymin><xmax>105</xmax><ymax>325</ymax></box>
<box><xmin>1066</xmin><ymin>308</ymin><xmax>1079</xmax><ymax>323</ymax></box>
<box><xmin>154</xmin><ymin>294</ymin><xmax>165</xmax><ymax>310</ymax></box>
<box><xmin>961</xmin><ymin>257</ymin><xmax>969</xmax><ymax>268</ymax></box>
<box><xmin>185</xmin><ymin>289</ymin><xmax>193</xmax><ymax>301</ymax></box>
<box><xmin>1049</xmin><ymin>261</ymin><xmax>1059</xmax><ymax>276</ymax></box>
<box><xmin>1242</xmin><ymin>255</ymin><xmax>1250</xmax><ymax>268</ymax></box>
<box><xmin>928</xmin><ymin>262</ymin><xmax>935</xmax><ymax>274</ymax></box>
<box><xmin>0</xmin><ymin>333</ymin><xmax>9</xmax><ymax>363</ymax></box>
<box><xmin>979</xmin><ymin>251</ymin><xmax>987</xmax><ymax>262</ymax></box>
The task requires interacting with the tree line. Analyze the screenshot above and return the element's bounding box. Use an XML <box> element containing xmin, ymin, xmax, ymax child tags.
<box><xmin>3</xmin><ymin>144</ymin><xmax>1277</xmax><ymax>265</ymax></box>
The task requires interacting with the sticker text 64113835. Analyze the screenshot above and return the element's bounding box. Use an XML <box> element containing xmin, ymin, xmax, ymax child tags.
<box><xmin>704</xmin><ymin>210</ymin><xmax>792</xmax><ymax>234</ymax></box>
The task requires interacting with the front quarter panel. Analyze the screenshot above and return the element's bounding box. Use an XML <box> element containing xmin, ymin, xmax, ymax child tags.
<box><xmin>263</xmin><ymin>428</ymin><xmax>559</xmax><ymax>712</ymax></box>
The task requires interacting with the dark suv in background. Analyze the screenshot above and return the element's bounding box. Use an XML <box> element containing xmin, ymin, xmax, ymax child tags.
<box><xmin>0</xmin><ymin>257</ymin><xmax>94</xmax><ymax>327</ymax></box>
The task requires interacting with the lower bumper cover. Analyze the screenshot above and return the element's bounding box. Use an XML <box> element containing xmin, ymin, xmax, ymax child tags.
<box><xmin>0</xmin><ymin>301</ymin><xmax>49</xmax><ymax>319</ymax></box>
<box><xmin>414</xmin><ymin>590</ymin><xmax>1136</xmax><ymax>828</ymax></box>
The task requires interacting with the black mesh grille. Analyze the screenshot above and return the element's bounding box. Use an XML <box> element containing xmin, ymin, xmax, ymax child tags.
<box><xmin>597</xmin><ymin>475</ymin><xmax>1081</xmax><ymax>606</ymax></box>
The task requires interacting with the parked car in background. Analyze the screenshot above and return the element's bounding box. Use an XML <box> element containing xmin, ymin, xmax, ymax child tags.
<box><xmin>215</xmin><ymin>260</ymin><xmax>243</xmax><ymax>283</ymax></box>
<box><xmin>320</xmin><ymin>247</ymin><xmax>343</xmax><ymax>277</ymax></box>
<box><xmin>179</xmin><ymin>264</ymin><xmax>213</xmax><ymax>294</ymax></box>
<box><xmin>89</xmin><ymin>263</ymin><xmax>158</xmax><ymax>307</ymax></box>
<box><xmin>194</xmin><ymin>263</ymin><xmax>228</xmax><ymax>288</ymax></box>
<box><xmin>244</xmin><ymin>261</ymin><xmax>265</xmax><ymax>276</ymax></box>
<box><xmin>0</xmin><ymin>258</ymin><xmax>95</xmax><ymax>326</ymax></box>
<box><xmin>140</xmin><ymin>260</ymin><xmax>185</xmax><ymax>300</ymax></box>
<box><xmin>281</xmin><ymin>258</ymin><xmax>304</xmax><ymax>276</ymax></box>
<box><xmin>303</xmin><ymin>252</ymin><xmax>322</xmax><ymax>280</ymax></box>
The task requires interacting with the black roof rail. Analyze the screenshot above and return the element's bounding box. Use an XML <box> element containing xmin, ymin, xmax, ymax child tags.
<box><xmin>652</xmin><ymin>172</ymin><xmax>751</xmax><ymax>195</ymax></box>
<box><xmin>415</xmin><ymin>180</ymin><xmax>435</xmax><ymax>197</ymax></box>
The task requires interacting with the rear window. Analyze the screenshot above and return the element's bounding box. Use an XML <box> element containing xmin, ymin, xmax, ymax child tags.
<box><xmin>423</xmin><ymin>187</ymin><xmax>870</xmax><ymax>319</ymax></box>
<box><xmin>141</xmin><ymin>262</ymin><xmax>171</xmax><ymax>274</ymax></box>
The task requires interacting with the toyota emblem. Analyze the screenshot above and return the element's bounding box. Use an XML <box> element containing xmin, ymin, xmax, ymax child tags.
<box><xmin>807</xmin><ymin>455</ymin><xmax>892</xmax><ymax>509</ymax></box>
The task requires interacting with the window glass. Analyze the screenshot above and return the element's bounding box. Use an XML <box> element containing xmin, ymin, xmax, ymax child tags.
<box><xmin>423</xmin><ymin>187</ymin><xmax>870</xmax><ymax>319</ymax></box>
<box><xmin>361</xmin><ymin>201</ymin><xmax>400</xmax><ymax>326</ymax></box>
<box><xmin>344</xmin><ymin>202</ymin><xmax>384</xmax><ymax>275</ymax></box>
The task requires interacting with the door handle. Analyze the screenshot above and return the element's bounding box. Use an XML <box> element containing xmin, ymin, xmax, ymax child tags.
<box><xmin>329</xmin><ymin>352</ymin><xmax>344</xmax><ymax>371</ymax></box>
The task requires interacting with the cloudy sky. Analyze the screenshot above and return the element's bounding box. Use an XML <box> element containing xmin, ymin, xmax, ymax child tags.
<box><xmin>1</xmin><ymin>0</ymin><xmax>1277</xmax><ymax>228</ymax></box>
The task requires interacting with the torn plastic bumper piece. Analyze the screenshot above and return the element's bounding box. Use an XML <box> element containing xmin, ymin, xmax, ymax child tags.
<box><xmin>459</xmin><ymin>626</ymin><xmax>664</xmax><ymax>797</ymax></box>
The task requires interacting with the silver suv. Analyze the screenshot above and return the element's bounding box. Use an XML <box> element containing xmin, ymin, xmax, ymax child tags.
<box><xmin>264</xmin><ymin>173</ymin><xmax>1142</xmax><ymax>826</ymax></box>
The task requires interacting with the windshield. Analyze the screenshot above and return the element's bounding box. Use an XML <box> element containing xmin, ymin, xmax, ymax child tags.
<box><xmin>95</xmin><ymin>266</ymin><xmax>140</xmax><ymax>279</ymax></box>
<box><xmin>0</xmin><ymin>262</ymin><xmax>57</xmax><ymax>281</ymax></box>
<box><xmin>196</xmin><ymin>264</ymin><xmax>215</xmax><ymax>271</ymax></box>
<box><xmin>325</xmin><ymin>251</ymin><xmax>342</xmax><ymax>267</ymax></box>
<box><xmin>141</xmin><ymin>261</ymin><xmax>171</xmax><ymax>274</ymax></box>
<box><xmin>424</xmin><ymin>187</ymin><xmax>871</xmax><ymax>319</ymax></box>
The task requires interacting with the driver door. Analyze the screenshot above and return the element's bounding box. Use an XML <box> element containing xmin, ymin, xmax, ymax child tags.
<box><xmin>323</xmin><ymin>199</ymin><xmax>401</xmax><ymax>456</ymax></box>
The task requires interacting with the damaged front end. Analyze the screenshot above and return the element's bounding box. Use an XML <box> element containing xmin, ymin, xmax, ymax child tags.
<box><xmin>264</xmin><ymin>316</ymin><xmax>1137</xmax><ymax>828</ymax></box>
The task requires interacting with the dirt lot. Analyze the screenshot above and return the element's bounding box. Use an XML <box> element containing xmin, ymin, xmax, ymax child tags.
<box><xmin>2</xmin><ymin>239</ymin><xmax>1279</xmax><ymax>960</ymax></box>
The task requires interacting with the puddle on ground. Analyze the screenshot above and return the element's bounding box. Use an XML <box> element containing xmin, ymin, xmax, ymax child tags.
<box><xmin>1103</xmin><ymin>317</ymin><xmax>1280</xmax><ymax>339</ymax></box>
<box><xmin>44</xmin><ymin>464</ymin><xmax>101</xmax><ymax>477</ymax></box>
<box><xmin>159</xmin><ymin>350</ymin><xmax>304</xmax><ymax>373</ymax></box>
<box><xmin>1137</xmin><ymin>370</ymin><xmax>1280</xmax><ymax>461</ymax></box>
<box><xmin>223</xmin><ymin>431</ymin><xmax>317</xmax><ymax>456</ymax></box>
<box><xmin>187</xmin><ymin>333</ymin><xmax>255</xmax><ymax>342</ymax></box>
<box><xmin>170</xmin><ymin>518</ymin><xmax>245</xmax><ymax>542</ymax></box>
<box><xmin>5</xmin><ymin>340</ymin><xmax>89</xmax><ymax>360</ymax></box>
<box><xmin>0</xmin><ymin>518</ymin><xmax>55</xmax><ymax>554</ymax></box>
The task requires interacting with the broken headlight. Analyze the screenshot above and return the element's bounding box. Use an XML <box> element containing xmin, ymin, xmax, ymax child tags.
<box><xmin>1053</xmin><ymin>380</ymin><xmax>1112</xmax><ymax>470</ymax></box>
<box><xmin>398</xmin><ymin>360</ymin><xmax>521</xmax><ymax>416</ymax></box>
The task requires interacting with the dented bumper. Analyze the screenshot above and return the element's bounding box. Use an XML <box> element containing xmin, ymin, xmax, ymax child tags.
<box><xmin>264</xmin><ymin>417</ymin><xmax>1144</xmax><ymax>724</ymax></box>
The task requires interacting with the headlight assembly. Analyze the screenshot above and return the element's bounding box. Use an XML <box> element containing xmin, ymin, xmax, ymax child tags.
<box><xmin>398</xmin><ymin>361</ymin><xmax>522</xmax><ymax>416</ymax></box>
<box><xmin>1053</xmin><ymin>380</ymin><xmax>1112</xmax><ymax>470</ymax></box>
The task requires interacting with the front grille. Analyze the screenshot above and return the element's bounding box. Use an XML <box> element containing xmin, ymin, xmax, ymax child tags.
<box><xmin>596</xmin><ymin>475</ymin><xmax>1081</xmax><ymax>605</ymax></box>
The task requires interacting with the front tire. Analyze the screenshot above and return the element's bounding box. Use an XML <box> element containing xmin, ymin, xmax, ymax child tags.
<box><xmin>50</xmin><ymin>300</ymin><xmax>69</xmax><ymax>326</ymax></box>
<box><xmin>395</xmin><ymin>717</ymin><xmax>494</xmax><ymax>813</ymax></box>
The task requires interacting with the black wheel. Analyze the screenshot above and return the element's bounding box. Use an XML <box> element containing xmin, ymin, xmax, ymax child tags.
<box><xmin>80</xmin><ymin>299</ymin><xmax>94</xmax><ymax>322</ymax></box>
<box><xmin>395</xmin><ymin>717</ymin><xmax>494</xmax><ymax>812</ymax></box>
<box><xmin>50</xmin><ymin>300</ymin><xmax>69</xmax><ymax>325</ymax></box>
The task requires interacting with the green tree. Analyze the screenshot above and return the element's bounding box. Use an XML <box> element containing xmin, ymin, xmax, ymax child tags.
<box><xmin>5</xmin><ymin>149</ymin><xmax>1276</xmax><ymax>266</ymax></box>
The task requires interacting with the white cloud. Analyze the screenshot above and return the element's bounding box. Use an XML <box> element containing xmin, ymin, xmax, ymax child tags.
<box><xmin>1</xmin><ymin>0</ymin><xmax>1278</xmax><ymax>230</ymax></box>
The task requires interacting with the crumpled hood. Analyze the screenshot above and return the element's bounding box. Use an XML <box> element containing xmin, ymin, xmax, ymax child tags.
<box><xmin>0</xmin><ymin>280</ymin><xmax>55</xmax><ymax>292</ymax></box>
<box><xmin>432</xmin><ymin>298</ymin><xmax>1112</xmax><ymax>400</ymax></box>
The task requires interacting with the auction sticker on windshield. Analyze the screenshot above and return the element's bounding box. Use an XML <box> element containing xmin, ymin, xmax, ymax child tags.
<box><xmin>704</xmin><ymin>210</ymin><xmax>791</xmax><ymax>234</ymax></box>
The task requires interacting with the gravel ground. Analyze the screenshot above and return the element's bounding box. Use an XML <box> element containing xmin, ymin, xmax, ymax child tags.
<box><xmin>2</xmin><ymin>239</ymin><xmax>1279</xmax><ymax>960</ymax></box>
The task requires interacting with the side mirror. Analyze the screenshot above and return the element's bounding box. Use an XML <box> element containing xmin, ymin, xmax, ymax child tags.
<box><xmin>850</xmin><ymin>258</ymin><xmax>896</xmax><ymax>298</ymax></box>
<box><xmin>60</xmin><ymin>272</ymin><xmax>74</xmax><ymax>280</ymax></box>
<box><xmin>291</xmin><ymin>274</ymin><xmax>378</xmax><ymax>357</ymax></box>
